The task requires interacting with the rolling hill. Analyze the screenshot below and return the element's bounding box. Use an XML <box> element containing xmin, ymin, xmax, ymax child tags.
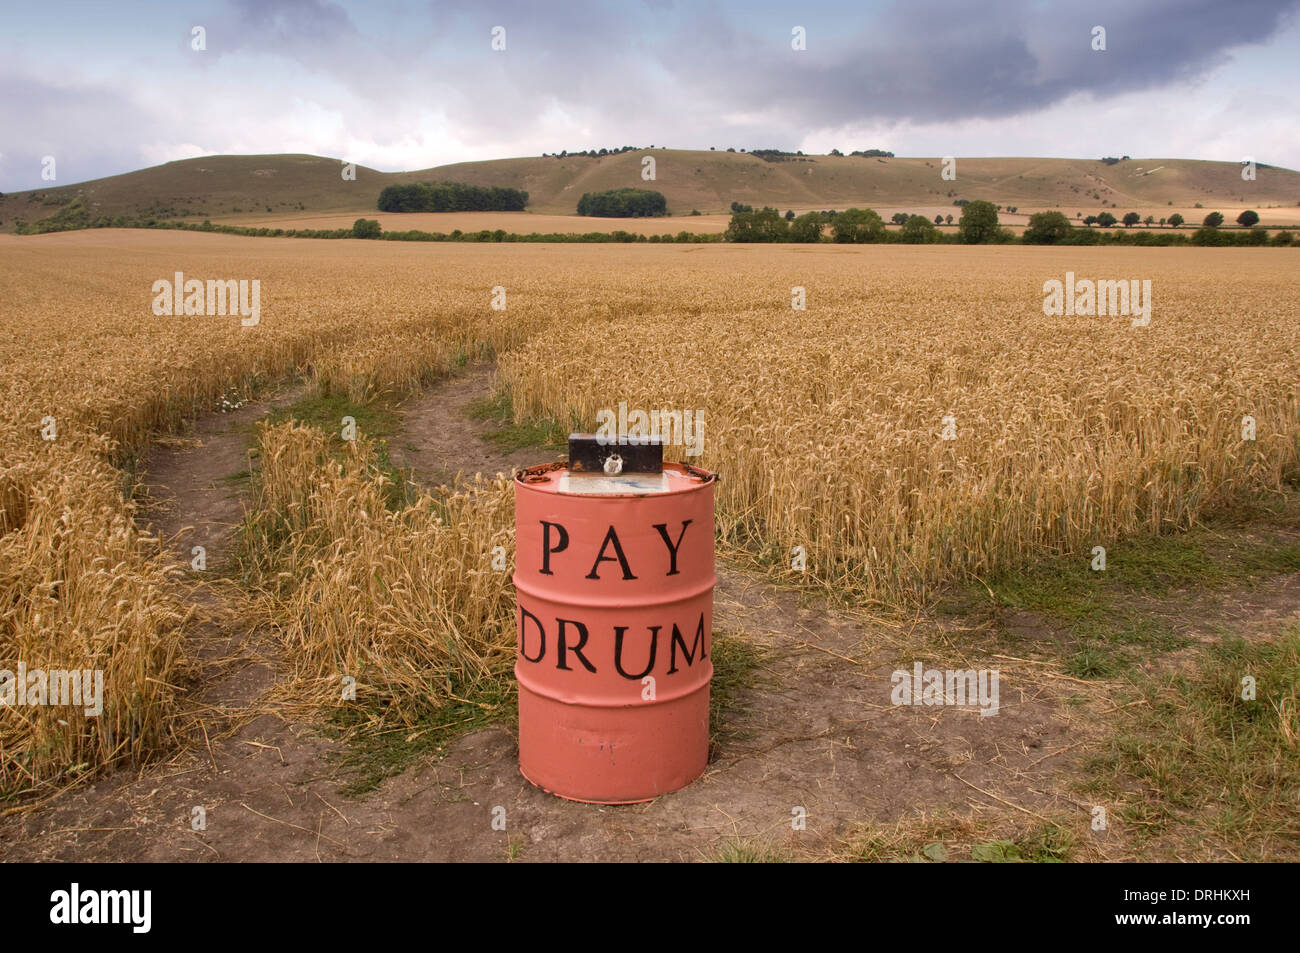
<box><xmin>3</xmin><ymin>150</ymin><xmax>1299</xmax><ymax>233</ymax></box>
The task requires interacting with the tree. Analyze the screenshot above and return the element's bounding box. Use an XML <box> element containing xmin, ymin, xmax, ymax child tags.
<box><xmin>1203</xmin><ymin>211</ymin><xmax>1224</xmax><ymax>227</ymax></box>
<box><xmin>945</xmin><ymin>214</ymin><xmax>953</xmax><ymax>225</ymax></box>
<box><xmin>1083</xmin><ymin>215</ymin><xmax>1098</xmax><ymax>227</ymax></box>
<box><xmin>725</xmin><ymin>207</ymin><xmax>789</xmax><ymax>242</ymax></box>
<box><xmin>934</xmin><ymin>214</ymin><xmax>944</xmax><ymax>224</ymax></box>
<box><xmin>351</xmin><ymin>218</ymin><xmax>382</xmax><ymax>239</ymax></box>
<box><xmin>957</xmin><ymin>200</ymin><xmax>999</xmax><ymax>244</ymax></box>
<box><xmin>1096</xmin><ymin>211</ymin><xmax>1118</xmax><ymax>228</ymax></box>
<box><xmin>784</xmin><ymin>210</ymin><xmax>796</xmax><ymax>222</ymax></box>
<box><xmin>891</xmin><ymin>212</ymin><xmax>909</xmax><ymax>226</ymax></box>
<box><xmin>1237</xmin><ymin>209</ymin><xmax>1260</xmax><ymax>227</ymax></box>
<box><xmin>377</xmin><ymin>181</ymin><xmax>528</xmax><ymax>213</ymax></box>
<box><xmin>789</xmin><ymin>212</ymin><xmax>824</xmax><ymax>243</ymax></box>
<box><xmin>831</xmin><ymin>207</ymin><xmax>886</xmax><ymax>243</ymax></box>
<box><xmin>1023</xmin><ymin>211</ymin><xmax>1072</xmax><ymax>244</ymax></box>
<box><xmin>1144</xmin><ymin>216</ymin><xmax>1154</xmax><ymax>226</ymax></box>
<box><xmin>1122</xmin><ymin>212</ymin><xmax>1141</xmax><ymax>227</ymax></box>
<box><xmin>900</xmin><ymin>214</ymin><xmax>939</xmax><ymax>244</ymax></box>
<box><xmin>577</xmin><ymin>188</ymin><xmax>667</xmax><ymax>217</ymax></box>
<box><xmin>1168</xmin><ymin>213</ymin><xmax>1184</xmax><ymax>228</ymax></box>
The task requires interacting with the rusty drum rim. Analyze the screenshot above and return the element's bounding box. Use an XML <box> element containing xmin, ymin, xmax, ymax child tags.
<box><xmin>514</xmin><ymin>460</ymin><xmax>717</xmax><ymax>495</ymax></box>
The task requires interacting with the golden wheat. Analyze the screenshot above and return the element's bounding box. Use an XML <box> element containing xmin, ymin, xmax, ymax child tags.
<box><xmin>242</xmin><ymin>422</ymin><xmax>514</xmax><ymax>725</ymax></box>
<box><xmin>0</xmin><ymin>233</ymin><xmax>562</xmax><ymax>791</ymax></box>
<box><xmin>499</xmin><ymin>245</ymin><xmax>1300</xmax><ymax>602</ymax></box>
<box><xmin>3</xmin><ymin>233</ymin><xmax>1297</xmax><ymax>790</ymax></box>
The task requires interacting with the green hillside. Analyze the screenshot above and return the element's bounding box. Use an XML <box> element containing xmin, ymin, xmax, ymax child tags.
<box><xmin>3</xmin><ymin>150</ymin><xmax>1298</xmax><ymax>231</ymax></box>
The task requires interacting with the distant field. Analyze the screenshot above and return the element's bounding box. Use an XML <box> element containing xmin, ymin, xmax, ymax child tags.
<box><xmin>220</xmin><ymin>210</ymin><xmax>734</xmax><ymax>235</ymax></box>
<box><xmin>204</xmin><ymin>204</ymin><xmax>1300</xmax><ymax>237</ymax></box>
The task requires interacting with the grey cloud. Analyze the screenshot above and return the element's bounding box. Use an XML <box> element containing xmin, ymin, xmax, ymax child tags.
<box><xmin>400</xmin><ymin>0</ymin><xmax>1300</xmax><ymax>154</ymax></box>
<box><xmin>0</xmin><ymin>73</ymin><xmax>165</xmax><ymax>191</ymax></box>
<box><xmin>650</xmin><ymin>0</ymin><xmax>1299</xmax><ymax>128</ymax></box>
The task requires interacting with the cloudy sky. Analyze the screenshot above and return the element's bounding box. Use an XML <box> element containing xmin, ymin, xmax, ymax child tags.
<box><xmin>2</xmin><ymin>0</ymin><xmax>1298</xmax><ymax>192</ymax></box>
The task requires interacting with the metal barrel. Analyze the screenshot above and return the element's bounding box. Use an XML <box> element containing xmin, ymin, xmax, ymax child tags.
<box><xmin>513</xmin><ymin>457</ymin><xmax>717</xmax><ymax>804</ymax></box>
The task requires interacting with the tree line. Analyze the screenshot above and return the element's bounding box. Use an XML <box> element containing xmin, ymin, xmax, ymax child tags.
<box><xmin>376</xmin><ymin>181</ymin><xmax>529</xmax><ymax>212</ymax></box>
<box><xmin>576</xmin><ymin>189</ymin><xmax>668</xmax><ymax>217</ymax></box>
<box><xmin>723</xmin><ymin>201</ymin><xmax>1294</xmax><ymax>246</ymax></box>
<box><xmin>726</xmin><ymin>202</ymin><xmax>994</xmax><ymax>244</ymax></box>
<box><xmin>1023</xmin><ymin>209</ymin><xmax>1286</xmax><ymax>245</ymax></box>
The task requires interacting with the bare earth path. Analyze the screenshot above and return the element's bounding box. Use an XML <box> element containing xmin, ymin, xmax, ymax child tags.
<box><xmin>387</xmin><ymin>363</ymin><xmax>555</xmax><ymax>484</ymax></box>
<box><xmin>3</xmin><ymin>365</ymin><xmax>1297</xmax><ymax>861</ymax></box>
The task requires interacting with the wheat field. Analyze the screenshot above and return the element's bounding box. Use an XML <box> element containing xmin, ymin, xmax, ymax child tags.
<box><xmin>2</xmin><ymin>231</ymin><xmax>1298</xmax><ymax>790</ymax></box>
<box><xmin>502</xmin><ymin>244</ymin><xmax>1300</xmax><ymax>601</ymax></box>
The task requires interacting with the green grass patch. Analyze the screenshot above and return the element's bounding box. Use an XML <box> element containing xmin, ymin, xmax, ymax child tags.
<box><xmin>709</xmin><ymin>633</ymin><xmax>771</xmax><ymax>757</ymax></box>
<box><xmin>504</xmin><ymin>833</ymin><xmax>526</xmax><ymax>861</ymax></box>
<box><xmin>1081</xmin><ymin>625</ymin><xmax>1300</xmax><ymax>858</ymax></box>
<box><xmin>713</xmin><ymin>838</ymin><xmax>794</xmax><ymax>863</ymax></box>
<box><xmin>940</xmin><ymin>515</ymin><xmax>1300</xmax><ymax>678</ymax></box>
<box><xmin>467</xmin><ymin>391</ymin><xmax>567</xmax><ymax>453</ymax></box>
<box><xmin>330</xmin><ymin>674</ymin><xmax>516</xmax><ymax>798</ymax></box>
<box><xmin>115</xmin><ymin>447</ymin><xmax>145</xmax><ymax>502</ymax></box>
<box><xmin>267</xmin><ymin>391</ymin><xmax>399</xmax><ymax>440</ymax></box>
<box><xmin>984</xmin><ymin>530</ymin><xmax>1300</xmax><ymax>616</ymax></box>
<box><xmin>466</xmin><ymin>391</ymin><xmax>512</xmax><ymax>423</ymax></box>
<box><xmin>841</xmin><ymin>813</ymin><xmax>1076</xmax><ymax>862</ymax></box>
<box><xmin>970</xmin><ymin>827</ymin><xmax>1074</xmax><ymax>863</ymax></box>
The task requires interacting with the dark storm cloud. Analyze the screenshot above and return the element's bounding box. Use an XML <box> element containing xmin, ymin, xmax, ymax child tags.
<box><xmin>171</xmin><ymin>0</ymin><xmax>1300</xmax><ymax>150</ymax></box>
<box><xmin>412</xmin><ymin>0</ymin><xmax>1296</xmax><ymax>134</ymax></box>
<box><xmin>211</xmin><ymin>0</ymin><xmax>407</xmax><ymax>98</ymax></box>
<box><xmin>646</xmin><ymin>0</ymin><xmax>1300</xmax><ymax>126</ymax></box>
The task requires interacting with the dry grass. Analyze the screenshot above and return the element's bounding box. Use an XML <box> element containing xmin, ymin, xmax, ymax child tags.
<box><xmin>238</xmin><ymin>422</ymin><xmax>515</xmax><ymax>727</ymax></box>
<box><xmin>0</xmin><ymin>232</ymin><xmax>562</xmax><ymax>793</ymax></box>
<box><xmin>0</xmin><ymin>441</ymin><xmax>192</xmax><ymax>795</ymax></box>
